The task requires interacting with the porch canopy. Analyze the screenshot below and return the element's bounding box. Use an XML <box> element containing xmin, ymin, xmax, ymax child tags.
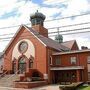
<box><xmin>50</xmin><ymin>66</ymin><xmax>84</xmax><ymax>71</ymax></box>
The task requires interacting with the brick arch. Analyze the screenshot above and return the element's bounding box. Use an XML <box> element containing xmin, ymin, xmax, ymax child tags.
<box><xmin>18</xmin><ymin>55</ymin><xmax>28</xmax><ymax>63</ymax></box>
<box><xmin>12</xmin><ymin>39</ymin><xmax>35</xmax><ymax>60</ymax></box>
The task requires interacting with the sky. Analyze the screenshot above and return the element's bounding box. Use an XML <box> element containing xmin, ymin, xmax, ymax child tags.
<box><xmin>0</xmin><ymin>0</ymin><xmax>90</xmax><ymax>52</ymax></box>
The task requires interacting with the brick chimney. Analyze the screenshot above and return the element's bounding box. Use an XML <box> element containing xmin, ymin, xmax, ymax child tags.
<box><xmin>30</xmin><ymin>11</ymin><xmax>48</xmax><ymax>37</ymax></box>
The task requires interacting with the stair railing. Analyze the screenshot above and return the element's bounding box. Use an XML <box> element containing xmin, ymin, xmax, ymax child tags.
<box><xmin>0</xmin><ymin>70</ymin><xmax>20</xmax><ymax>87</ymax></box>
<box><xmin>0</xmin><ymin>70</ymin><xmax>8</xmax><ymax>79</ymax></box>
<box><xmin>6</xmin><ymin>70</ymin><xmax>20</xmax><ymax>80</ymax></box>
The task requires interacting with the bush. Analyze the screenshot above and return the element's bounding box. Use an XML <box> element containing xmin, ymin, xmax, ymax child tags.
<box><xmin>59</xmin><ymin>85</ymin><xmax>76</xmax><ymax>90</ymax></box>
<box><xmin>32</xmin><ymin>77</ymin><xmax>42</xmax><ymax>81</ymax></box>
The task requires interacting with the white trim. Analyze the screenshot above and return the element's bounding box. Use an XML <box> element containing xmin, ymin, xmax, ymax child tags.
<box><xmin>3</xmin><ymin>25</ymin><xmax>24</xmax><ymax>53</ymax></box>
<box><xmin>53</xmin><ymin>49</ymin><xmax>90</xmax><ymax>55</ymax></box>
<box><xmin>3</xmin><ymin>25</ymin><xmax>47</xmax><ymax>53</ymax></box>
<box><xmin>50</xmin><ymin>66</ymin><xmax>84</xmax><ymax>70</ymax></box>
<box><xmin>24</xmin><ymin>25</ymin><xmax>46</xmax><ymax>46</ymax></box>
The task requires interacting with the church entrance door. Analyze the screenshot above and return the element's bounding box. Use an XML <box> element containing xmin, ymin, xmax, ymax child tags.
<box><xmin>18</xmin><ymin>57</ymin><xmax>26</xmax><ymax>74</ymax></box>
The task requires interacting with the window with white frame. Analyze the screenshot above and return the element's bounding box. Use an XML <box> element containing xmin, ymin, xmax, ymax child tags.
<box><xmin>87</xmin><ymin>56</ymin><xmax>90</xmax><ymax>64</ymax></box>
<box><xmin>71</xmin><ymin>57</ymin><xmax>77</xmax><ymax>64</ymax></box>
<box><xmin>55</xmin><ymin>57</ymin><xmax>60</xmax><ymax>65</ymax></box>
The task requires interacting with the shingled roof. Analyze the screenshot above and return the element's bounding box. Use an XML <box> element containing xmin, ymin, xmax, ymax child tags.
<box><xmin>4</xmin><ymin>25</ymin><xmax>70</xmax><ymax>52</ymax></box>
<box><xmin>25</xmin><ymin>26</ymin><xmax>70</xmax><ymax>51</ymax></box>
<box><xmin>61</xmin><ymin>40</ymin><xmax>76</xmax><ymax>50</ymax></box>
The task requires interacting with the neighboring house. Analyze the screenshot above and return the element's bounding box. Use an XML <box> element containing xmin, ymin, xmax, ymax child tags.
<box><xmin>51</xmin><ymin>50</ymin><xmax>90</xmax><ymax>84</ymax></box>
<box><xmin>2</xmin><ymin>11</ymin><xmax>90</xmax><ymax>88</ymax></box>
<box><xmin>61</xmin><ymin>40</ymin><xmax>79</xmax><ymax>50</ymax></box>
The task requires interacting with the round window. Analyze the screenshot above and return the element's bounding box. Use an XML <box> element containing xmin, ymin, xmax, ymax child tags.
<box><xmin>19</xmin><ymin>41</ymin><xmax>28</xmax><ymax>53</ymax></box>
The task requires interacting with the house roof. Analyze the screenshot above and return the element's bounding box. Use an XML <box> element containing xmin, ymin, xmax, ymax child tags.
<box><xmin>61</xmin><ymin>40</ymin><xmax>76</xmax><ymax>49</ymax></box>
<box><xmin>25</xmin><ymin>26</ymin><xmax>70</xmax><ymax>51</ymax></box>
<box><xmin>4</xmin><ymin>25</ymin><xmax>70</xmax><ymax>53</ymax></box>
<box><xmin>53</xmin><ymin>49</ymin><xmax>90</xmax><ymax>55</ymax></box>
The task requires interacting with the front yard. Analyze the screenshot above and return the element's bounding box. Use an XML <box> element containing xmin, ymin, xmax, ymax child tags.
<box><xmin>78</xmin><ymin>86</ymin><xmax>90</xmax><ymax>90</ymax></box>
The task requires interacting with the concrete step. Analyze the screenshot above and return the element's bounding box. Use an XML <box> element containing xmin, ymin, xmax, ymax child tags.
<box><xmin>0</xmin><ymin>74</ymin><xmax>20</xmax><ymax>87</ymax></box>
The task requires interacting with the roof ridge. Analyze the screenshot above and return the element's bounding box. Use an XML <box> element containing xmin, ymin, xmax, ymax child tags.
<box><xmin>25</xmin><ymin>26</ymin><xmax>70</xmax><ymax>51</ymax></box>
<box><xmin>3</xmin><ymin>25</ymin><xmax>70</xmax><ymax>52</ymax></box>
<box><xmin>62</xmin><ymin>40</ymin><xmax>76</xmax><ymax>43</ymax></box>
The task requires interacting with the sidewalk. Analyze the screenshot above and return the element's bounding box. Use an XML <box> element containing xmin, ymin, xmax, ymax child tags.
<box><xmin>0</xmin><ymin>85</ymin><xmax>60</xmax><ymax>90</ymax></box>
<box><xmin>32</xmin><ymin>85</ymin><xmax>60</xmax><ymax>90</ymax></box>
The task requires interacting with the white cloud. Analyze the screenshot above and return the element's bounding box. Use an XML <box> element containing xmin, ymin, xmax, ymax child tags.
<box><xmin>62</xmin><ymin>0</ymin><xmax>90</xmax><ymax>16</ymax></box>
<box><xmin>40</xmin><ymin>7</ymin><xmax>62</xmax><ymax>20</ymax></box>
<box><xmin>44</xmin><ymin>0</ymin><xmax>69</xmax><ymax>5</ymax></box>
<box><xmin>0</xmin><ymin>0</ymin><xmax>90</xmax><ymax>52</ymax></box>
<box><xmin>0</xmin><ymin>0</ymin><xmax>17</xmax><ymax>7</ymax></box>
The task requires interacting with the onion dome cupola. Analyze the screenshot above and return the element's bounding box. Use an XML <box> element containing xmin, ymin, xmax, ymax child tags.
<box><xmin>30</xmin><ymin>10</ymin><xmax>46</xmax><ymax>26</ymax></box>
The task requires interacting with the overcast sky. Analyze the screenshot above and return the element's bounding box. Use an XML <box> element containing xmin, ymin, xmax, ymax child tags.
<box><xmin>0</xmin><ymin>0</ymin><xmax>90</xmax><ymax>52</ymax></box>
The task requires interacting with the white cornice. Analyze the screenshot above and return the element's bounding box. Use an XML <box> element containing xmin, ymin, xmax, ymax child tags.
<box><xmin>3</xmin><ymin>25</ymin><xmax>47</xmax><ymax>53</ymax></box>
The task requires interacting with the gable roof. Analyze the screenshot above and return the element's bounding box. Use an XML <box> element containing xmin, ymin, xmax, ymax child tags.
<box><xmin>25</xmin><ymin>26</ymin><xmax>70</xmax><ymax>51</ymax></box>
<box><xmin>4</xmin><ymin>25</ymin><xmax>25</xmax><ymax>53</ymax></box>
<box><xmin>61</xmin><ymin>40</ymin><xmax>76</xmax><ymax>50</ymax></box>
<box><xmin>4</xmin><ymin>25</ymin><xmax>70</xmax><ymax>53</ymax></box>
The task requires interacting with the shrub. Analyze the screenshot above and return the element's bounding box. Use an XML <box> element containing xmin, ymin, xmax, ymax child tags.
<box><xmin>32</xmin><ymin>77</ymin><xmax>42</xmax><ymax>81</ymax></box>
<box><xmin>59</xmin><ymin>85</ymin><xmax>76</xmax><ymax>90</ymax></box>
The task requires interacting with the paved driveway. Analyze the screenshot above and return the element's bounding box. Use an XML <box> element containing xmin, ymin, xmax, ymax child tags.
<box><xmin>0</xmin><ymin>85</ymin><xmax>60</xmax><ymax>90</ymax></box>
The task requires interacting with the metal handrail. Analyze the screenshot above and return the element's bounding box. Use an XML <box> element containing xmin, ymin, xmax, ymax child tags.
<box><xmin>0</xmin><ymin>70</ymin><xmax>20</xmax><ymax>87</ymax></box>
<box><xmin>6</xmin><ymin>70</ymin><xmax>20</xmax><ymax>80</ymax></box>
<box><xmin>0</xmin><ymin>70</ymin><xmax>8</xmax><ymax>78</ymax></box>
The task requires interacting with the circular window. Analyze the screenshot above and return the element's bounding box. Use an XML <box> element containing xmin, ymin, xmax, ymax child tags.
<box><xmin>19</xmin><ymin>41</ymin><xmax>28</xmax><ymax>53</ymax></box>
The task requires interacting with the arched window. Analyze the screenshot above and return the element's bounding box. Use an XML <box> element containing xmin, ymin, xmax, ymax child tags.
<box><xmin>29</xmin><ymin>59</ymin><xmax>33</xmax><ymax>68</ymax></box>
<box><xmin>19</xmin><ymin>57</ymin><xmax>26</xmax><ymax>63</ymax></box>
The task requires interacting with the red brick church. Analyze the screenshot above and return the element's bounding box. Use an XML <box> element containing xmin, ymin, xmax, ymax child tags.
<box><xmin>2</xmin><ymin>11</ymin><xmax>90</xmax><ymax>88</ymax></box>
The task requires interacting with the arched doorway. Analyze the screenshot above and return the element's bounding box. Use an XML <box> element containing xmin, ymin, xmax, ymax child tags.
<box><xmin>18</xmin><ymin>57</ymin><xmax>26</xmax><ymax>74</ymax></box>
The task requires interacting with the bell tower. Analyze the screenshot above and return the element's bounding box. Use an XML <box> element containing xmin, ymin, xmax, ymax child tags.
<box><xmin>30</xmin><ymin>11</ymin><xmax>48</xmax><ymax>37</ymax></box>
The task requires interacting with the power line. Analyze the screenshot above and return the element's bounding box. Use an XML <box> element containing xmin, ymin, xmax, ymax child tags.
<box><xmin>0</xmin><ymin>22</ymin><xmax>90</xmax><ymax>36</ymax></box>
<box><xmin>0</xmin><ymin>12</ymin><xmax>90</xmax><ymax>30</ymax></box>
<box><xmin>48</xmin><ymin>21</ymin><xmax>90</xmax><ymax>29</ymax></box>
<box><xmin>45</xmin><ymin>12</ymin><xmax>90</xmax><ymax>22</ymax></box>
<box><xmin>0</xmin><ymin>0</ymin><xmax>68</xmax><ymax>9</ymax></box>
<box><xmin>50</xmin><ymin>30</ymin><xmax>90</xmax><ymax>36</ymax></box>
<box><xmin>0</xmin><ymin>21</ymin><xmax>90</xmax><ymax>37</ymax></box>
<box><xmin>49</xmin><ymin>27</ymin><xmax>90</xmax><ymax>34</ymax></box>
<box><xmin>0</xmin><ymin>27</ymin><xmax>90</xmax><ymax>40</ymax></box>
<box><xmin>1</xmin><ymin>30</ymin><xmax>90</xmax><ymax>42</ymax></box>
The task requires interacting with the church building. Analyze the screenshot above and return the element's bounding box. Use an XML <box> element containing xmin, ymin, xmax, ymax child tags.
<box><xmin>2</xmin><ymin>11</ymin><xmax>90</xmax><ymax>88</ymax></box>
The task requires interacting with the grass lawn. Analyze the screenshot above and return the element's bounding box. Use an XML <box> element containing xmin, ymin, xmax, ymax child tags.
<box><xmin>78</xmin><ymin>86</ymin><xmax>90</xmax><ymax>90</ymax></box>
